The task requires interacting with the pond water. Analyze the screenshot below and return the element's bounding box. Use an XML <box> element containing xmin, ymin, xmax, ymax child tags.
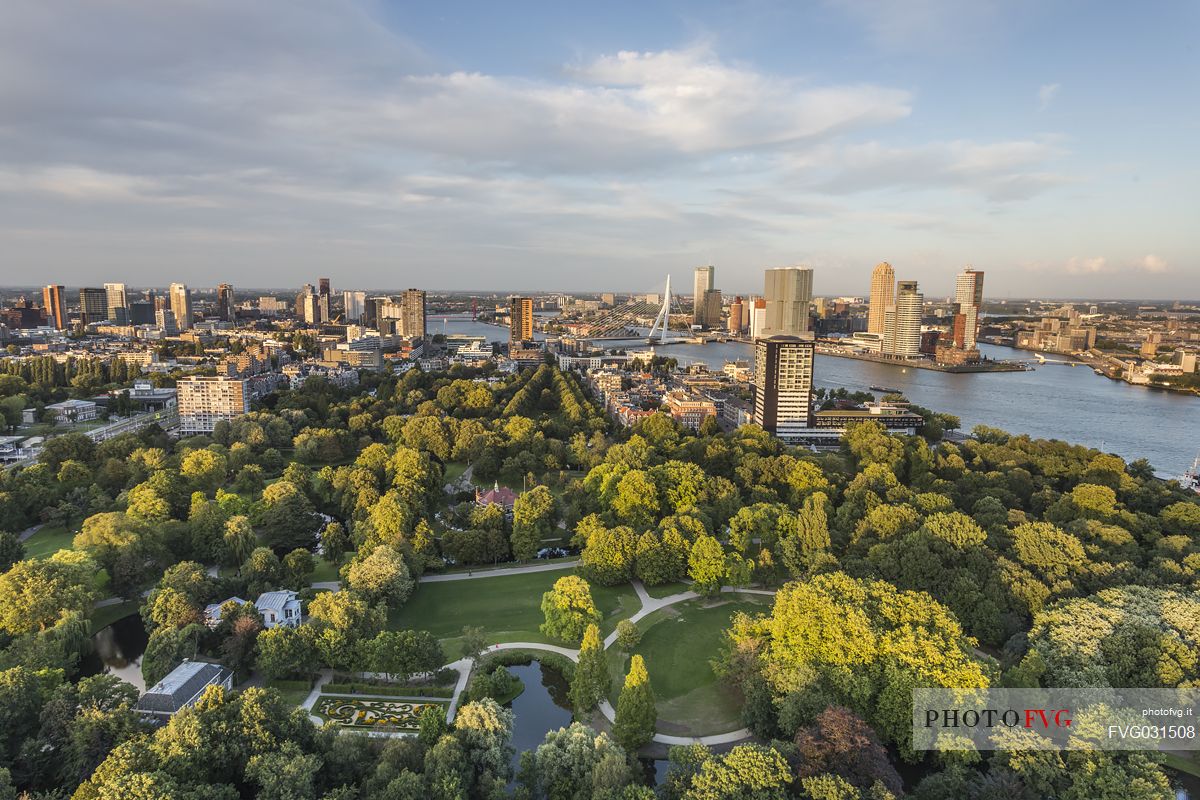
<box><xmin>504</xmin><ymin>661</ymin><xmax>573</xmax><ymax>772</ymax></box>
<box><xmin>78</xmin><ymin>613</ymin><xmax>148</xmax><ymax>691</ymax></box>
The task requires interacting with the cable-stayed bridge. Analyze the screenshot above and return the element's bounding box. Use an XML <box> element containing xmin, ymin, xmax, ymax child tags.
<box><xmin>577</xmin><ymin>275</ymin><xmax>685</xmax><ymax>344</ymax></box>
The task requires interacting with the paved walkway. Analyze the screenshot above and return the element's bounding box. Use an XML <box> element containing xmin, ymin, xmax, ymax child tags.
<box><xmin>305</xmin><ymin>560</ymin><xmax>579</xmax><ymax>593</ymax></box>
<box><xmin>420</xmin><ymin>560</ymin><xmax>579</xmax><ymax>583</ymax></box>
<box><xmin>444</xmin><ymin>658</ymin><xmax>473</xmax><ymax>722</ymax></box>
<box><xmin>300</xmin><ymin>669</ymin><xmax>335</xmax><ymax>726</ymax></box>
<box><xmin>17</xmin><ymin>524</ymin><xmax>43</xmax><ymax>542</ymax></box>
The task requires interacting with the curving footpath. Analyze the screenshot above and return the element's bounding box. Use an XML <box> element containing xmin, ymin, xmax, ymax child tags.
<box><xmin>454</xmin><ymin>582</ymin><xmax>779</xmax><ymax>747</ymax></box>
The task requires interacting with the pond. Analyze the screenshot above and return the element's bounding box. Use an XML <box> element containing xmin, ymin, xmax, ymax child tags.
<box><xmin>504</xmin><ymin>661</ymin><xmax>573</xmax><ymax>772</ymax></box>
<box><xmin>78</xmin><ymin>613</ymin><xmax>148</xmax><ymax>692</ymax></box>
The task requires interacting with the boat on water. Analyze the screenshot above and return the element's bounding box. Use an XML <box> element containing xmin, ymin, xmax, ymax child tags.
<box><xmin>870</xmin><ymin>385</ymin><xmax>903</xmax><ymax>394</ymax></box>
<box><xmin>1183</xmin><ymin>455</ymin><xmax>1200</xmax><ymax>494</ymax></box>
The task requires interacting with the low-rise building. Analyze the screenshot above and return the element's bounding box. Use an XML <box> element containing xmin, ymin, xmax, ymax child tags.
<box><xmin>45</xmin><ymin>398</ymin><xmax>98</xmax><ymax>424</ymax></box>
<box><xmin>662</xmin><ymin>390</ymin><xmax>717</xmax><ymax>430</ymax></box>
<box><xmin>475</xmin><ymin>481</ymin><xmax>518</xmax><ymax>512</ymax></box>
<box><xmin>135</xmin><ymin>660</ymin><xmax>233</xmax><ymax>722</ymax></box>
<box><xmin>255</xmin><ymin>590</ymin><xmax>302</xmax><ymax>629</ymax></box>
<box><xmin>203</xmin><ymin>596</ymin><xmax>249</xmax><ymax>628</ymax></box>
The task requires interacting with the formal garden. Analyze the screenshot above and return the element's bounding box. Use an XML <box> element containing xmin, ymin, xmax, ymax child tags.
<box><xmin>314</xmin><ymin>696</ymin><xmax>449</xmax><ymax>732</ymax></box>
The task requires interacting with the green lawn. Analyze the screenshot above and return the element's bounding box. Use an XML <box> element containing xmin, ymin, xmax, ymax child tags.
<box><xmin>388</xmin><ymin>569</ymin><xmax>636</xmax><ymax>652</ymax></box>
<box><xmin>309</xmin><ymin>557</ymin><xmax>342</xmax><ymax>584</ymax></box>
<box><xmin>22</xmin><ymin>524</ymin><xmax>76</xmax><ymax>559</ymax></box>
<box><xmin>91</xmin><ymin>600</ymin><xmax>139</xmax><ymax>630</ymax></box>
<box><xmin>607</xmin><ymin>596</ymin><xmax>772</xmax><ymax>736</ymax></box>
<box><xmin>642</xmin><ymin>581</ymin><xmax>692</xmax><ymax>599</ymax></box>
<box><xmin>266</xmin><ymin>678</ymin><xmax>315</xmax><ymax>708</ymax></box>
<box><xmin>442</xmin><ymin>462</ymin><xmax>469</xmax><ymax>484</ymax></box>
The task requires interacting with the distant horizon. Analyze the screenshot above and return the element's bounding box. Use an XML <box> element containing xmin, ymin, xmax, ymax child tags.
<box><xmin>2</xmin><ymin>283</ymin><xmax>1195</xmax><ymax>306</ymax></box>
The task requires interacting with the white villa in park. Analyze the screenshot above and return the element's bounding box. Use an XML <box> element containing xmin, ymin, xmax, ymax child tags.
<box><xmin>255</xmin><ymin>589</ymin><xmax>302</xmax><ymax>629</ymax></box>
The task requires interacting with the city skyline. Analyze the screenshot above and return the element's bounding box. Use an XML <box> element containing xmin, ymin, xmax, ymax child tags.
<box><xmin>2</xmin><ymin>1</ymin><xmax>1197</xmax><ymax>297</ymax></box>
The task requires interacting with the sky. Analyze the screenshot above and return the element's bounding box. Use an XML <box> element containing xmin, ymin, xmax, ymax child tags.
<box><xmin>1</xmin><ymin>0</ymin><xmax>1197</xmax><ymax>298</ymax></box>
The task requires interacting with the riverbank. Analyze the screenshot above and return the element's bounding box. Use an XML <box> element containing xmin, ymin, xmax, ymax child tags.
<box><xmin>814</xmin><ymin>346</ymin><xmax>1028</xmax><ymax>373</ymax></box>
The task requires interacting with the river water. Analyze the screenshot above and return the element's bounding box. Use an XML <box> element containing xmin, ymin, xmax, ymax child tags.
<box><xmin>79</xmin><ymin>613</ymin><xmax>148</xmax><ymax>691</ymax></box>
<box><xmin>435</xmin><ymin>314</ymin><xmax>1197</xmax><ymax>477</ymax></box>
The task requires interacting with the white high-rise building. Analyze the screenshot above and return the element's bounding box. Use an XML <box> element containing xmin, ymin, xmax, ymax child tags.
<box><xmin>343</xmin><ymin>290</ymin><xmax>367</xmax><ymax>322</ymax></box>
<box><xmin>169</xmin><ymin>283</ymin><xmax>194</xmax><ymax>331</ymax></box>
<box><xmin>761</xmin><ymin>267</ymin><xmax>813</xmax><ymax>337</ymax></box>
<box><xmin>155</xmin><ymin>308</ymin><xmax>178</xmax><ymax>335</ymax></box>
<box><xmin>749</xmin><ymin>298</ymin><xmax>766</xmax><ymax>338</ymax></box>
<box><xmin>884</xmin><ymin>280</ymin><xmax>923</xmax><ymax>357</ymax></box>
<box><xmin>693</xmin><ymin>266</ymin><xmax>714</xmax><ymax>325</ymax></box>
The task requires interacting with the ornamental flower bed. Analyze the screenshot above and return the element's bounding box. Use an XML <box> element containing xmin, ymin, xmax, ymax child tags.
<box><xmin>317</xmin><ymin>697</ymin><xmax>444</xmax><ymax>730</ymax></box>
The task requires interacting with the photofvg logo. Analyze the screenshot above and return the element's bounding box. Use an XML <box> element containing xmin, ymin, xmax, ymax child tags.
<box><xmin>912</xmin><ymin>688</ymin><xmax>1200</xmax><ymax>752</ymax></box>
<box><xmin>923</xmin><ymin>706</ymin><xmax>1072</xmax><ymax>731</ymax></box>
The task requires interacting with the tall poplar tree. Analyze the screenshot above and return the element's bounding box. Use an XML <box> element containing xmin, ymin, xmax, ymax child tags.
<box><xmin>613</xmin><ymin>655</ymin><xmax>656</xmax><ymax>752</ymax></box>
<box><xmin>569</xmin><ymin>623</ymin><xmax>607</xmax><ymax>713</ymax></box>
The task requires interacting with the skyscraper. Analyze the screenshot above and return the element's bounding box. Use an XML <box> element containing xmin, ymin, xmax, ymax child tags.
<box><xmin>728</xmin><ymin>296</ymin><xmax>745</xmax><ymax>334</ymax></box>
<box><xmin>753</xmin><ymin>335</ymin><xmax>815</xmax><ymax>438</ymax></box>
<box><xmin>953</xmin><ymin>267</ymin><xmax>985</xmax><ymax>349</ymax></box>
<box><xmin>884</xmin><ymin>280</ymin><xmax>923</xmax><ymax>357</ymax></box>
<box><xmin>955</xmin><ymin>267</ymin><xmax>984</xmax><ymax>308</ymax></box>
<box><xmin>762</xmin><ymin>267</ymin><xmax>813</xmax><ymax>337</ymax></box>
<box><xmin>42</xmin><ymin>285</ymin><xmax>66</xmax><ymax>329</ymax></box>
<box><xmin>400</xmin><ymin>289</ymin><xmax>426</xmax><ymax>338</ymax></box>
<box><xmin>300</xmin><ymin>288</ymin><xmax>321</xmax><ymax>325</ymax></box>
<box><xmin>510</xmin><ymin>296</ymin><xmax>533</xmax><ymax>345</ymax></box>
<box><xmin>318</xmin><ymin>278</ymin><xmax>332</xmax><ymax>323</ymax></box>
<box><xmin>749</xmin><ymin>298</ymin><xmax>766</xmax><ymax>338</ymax></box>
<box><xmin>702</xmin><ymin>289</ymin><xmax>722</xmax><ymax>330</ymax></box>
<box><xmin>216</xmin><ymin>283</ymin><xmax>236</xmax><ymax>322</ymax></box>
<box><xmin>79</xmin><ymin>287</ymin><xmax>107</xmax><ymax>324</ymax></box>
<box><xmin>156</xmin><ymin>308</ymin><xmax>179</xmax><ymax>335</ymax></box>
<box><xmin>343</xmin><ymin>290</ymin><xmax>366</xmax><ymax>322</ymax></box>
<box><xmin>104</xmin><ymin>283</ymin><xmax>128</xmax><ymax>325</ymax></box>
<box><xmin>169</xmin><ymin>283</ymin><xmax>194</xmax><ymax>331</ymax></box>
<box><xmin>693</xmin><ymin>266</ymin><xmax>714</xmax><ymax>325</ymax></box>
<box><xmin>867</xmin><ymin>262</ymin><xmax>895</xmax><ymax>335</ymax></box>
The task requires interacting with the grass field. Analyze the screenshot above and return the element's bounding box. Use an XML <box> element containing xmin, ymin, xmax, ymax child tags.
<box><xmin>608</xmin><ymin>596</ymin><xmax>772</xmax><ymax>735</ymax></box>
<box><xmin>388</xmin><ymin>569</ymin><xmax>636</xmax><ymax>652</ymax></box>
<box><xmin>22</xmin><ymin>524</ymin><xmax>76</xmax><ymax>559</ymax></box>
<box><xmin>642</xmin><ymin>581</ymin><xmax>691</xmax><ymax>599</ymax></box>
<box><xmin>91</xmin><ymin>600</ymin><xmax>139</xmax><ymax>630</ymax></box>
<box><xmin>309</xmin><ymin>557</ymin><xmax>342</xmax><ymax>584</ymax></box>
<box><xmin>442</xmin><ymin>462</ymin><xmax>469</xmax><ymax>484</ymax></box>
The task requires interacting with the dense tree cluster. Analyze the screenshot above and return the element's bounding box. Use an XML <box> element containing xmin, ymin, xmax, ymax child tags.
<box><xmin>0</xmin><ymin>358</ymin><xmax>1195</xmax><ymax>797</ymax></box>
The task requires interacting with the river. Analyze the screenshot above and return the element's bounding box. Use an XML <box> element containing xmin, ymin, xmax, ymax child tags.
<box><xmin>79</xmin><ymin>613</ymin><xmax>148</xmax><ymax>691</ymax></box>
<box><xmin>435</xmin><ymin>313</ymin><xmax>1198</xmax><ymax>477</ymax></box>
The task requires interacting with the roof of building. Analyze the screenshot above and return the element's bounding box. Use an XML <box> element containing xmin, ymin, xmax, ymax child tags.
<box><xmin>46</xmin><ymin>398</ymin><xmax>96</xmax><ymax>409</ymax></box>
<box><xmin>255</xmin><ymin>590</ymin><xmax>299</xmax><ymax>612</ymax></box>
<box><xmin>204</xmin><ymin>597</ymin><xmax>248</xmax><ymax>617</ymax></box>
<box><xmin>476</xmin><ymin>481</ymin><xmax>518</xmax><ymax>507</ymax></box>
<box><xmin>135</xmin><ymin>661</ymin><xmax>230</xmax><ymax>714</ymax></box>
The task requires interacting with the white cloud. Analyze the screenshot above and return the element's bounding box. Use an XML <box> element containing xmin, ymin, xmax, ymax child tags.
<box><xmin>804</xmin><ymin>138</ymin><xmax>1070</xmax><ymax>201</ymax></box>
<box><xmin>1038</xmin><ymin>83</ymin><xmax>1060</xmax><ymax>110</ymax></box>
<box><xmin>1064</xmin><ymin>256</ymin><xmax>1109</xmax><ymax>274</ymax></box>
<box><xmin>1137</xmin><ymin>254</ymin><xmax>1168</xmax><ymax>273</ymax></box>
